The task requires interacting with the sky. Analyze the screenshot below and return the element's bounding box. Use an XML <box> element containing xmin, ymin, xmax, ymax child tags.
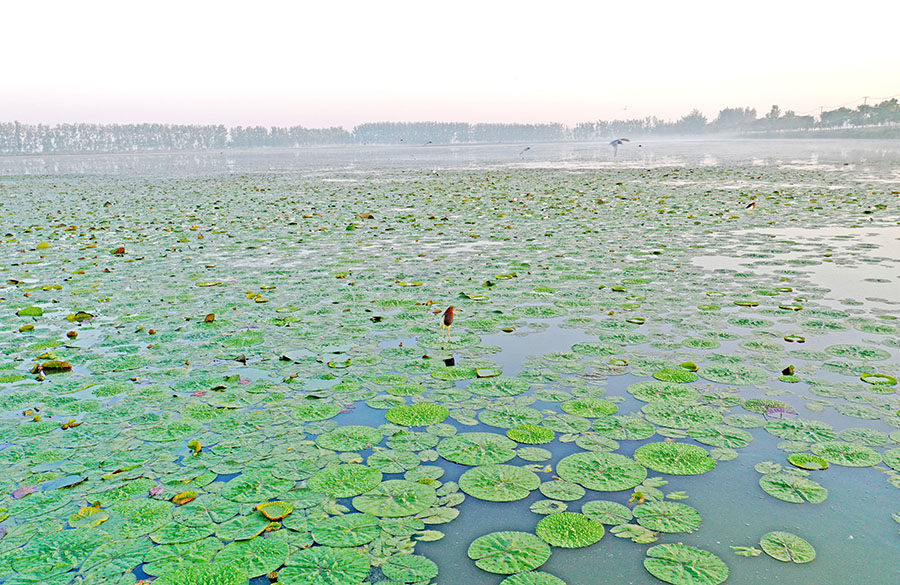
<box><xmin>3</xmin><ymin>0</ymin><xmax>899</xmax><ymax>128</ymax></box>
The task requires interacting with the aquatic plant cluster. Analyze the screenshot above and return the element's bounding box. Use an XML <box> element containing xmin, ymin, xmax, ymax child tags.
<box><xmin>0</xmin><ymin>161</ymin><xmax>898</xmax><ymax>585</ymax></box>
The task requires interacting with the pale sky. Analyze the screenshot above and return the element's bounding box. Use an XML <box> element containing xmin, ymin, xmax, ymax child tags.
<box><xmin>3</xmin><ymin>0</ymin><xmax>899</xmax><ymax>128</ymax></box>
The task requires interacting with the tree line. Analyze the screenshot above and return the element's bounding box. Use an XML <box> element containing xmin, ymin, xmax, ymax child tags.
<box><xmin>2</xmin><ymin>99</ymin><xmax>898</xmax><ymax>154</ymax></box>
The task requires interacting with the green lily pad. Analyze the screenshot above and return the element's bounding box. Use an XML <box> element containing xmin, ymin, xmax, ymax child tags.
<box><xmin>759</xmin><ymin>471</ymin><xmax>827</xmax><ymax>503</ymax></box>
<box><xmin>468</xmin><ymin>531</ymin><xmax>552</xmax><ymax>574</ymax></box>
<box><xmin>316</xmin><ymin>425</ymin><xmax>383</xmax><ymax>451</ymax></box>
<box><xmin>644</xmin><ymin>544</ymin><xmax>729</xmax><ymax>585</ymax></box>
<box><xmin>382</xmin><ymin>554</ymin><xmax>439</xmax><ymax>583</ymax></box>
<box><xmin>279</xmin><ymin>546</ymin><xmax>370</xmax><ymax>585</ymax></box>
<box><xmin>386</xmin><ymin>403</ymin><xmax>450</xmax><ymax>426</ymax></box>
<box><xmin>500</xmin><ymin>571</ymin><xmax>567</xmax><ymax>585</ymax></box>
<box><xmin>536</xmin><ymin>512</ymin><xmax>605</xmax><ymax>548</ymax></box>
<box><xmin>507</xmin><ymin>424</ymin><xmax>555</xmax><ymax>444</ymax></box>
<box><xmin>634</xmin><ymin>442</ymin><xmax>716</xmax><ymax>475</ymax></box>
<box><xmin>561</xmin><ymin>398</ymin><xmax>618</xmax><ymax>418</ymax></box>
<box><xmin>214</xmin><ymin>536</ymin><xmax>290</xmax><ymax>578</ymax></box>
<box><xmin>312</xmin><ymin>513</ymin><xmax>380</xmax><ymax>547</ymax></box>
<box><xmin>352</xmin><ymin>479</ymin><xmax>437</xmax><ymax>517</ymax></box>
<box><xmin>438</xmin><ymin>432</ymin><xmax>517</xmax><ymax>466</ymax></box>
<box><xmin>468</xmin><ymin>376</ymin><xmax>530</xmax><ymax>397</ymax></box>
<box><xmin>581</xmin><ymin>499</ymin><xmax>633</xmax><ymax>524</ymax></box>
<box><xmin>308</xmin><ymin>464</ymin><xmax>383</xmax><ymax>498</ymax></box>
<box><xmin>556</xmin><ymin>452</ymin><xmax>647</xmax><ymax>491</ymax></box>
<box><xmin>810</xmin><ymin>441</ymin><xmax>881</xmax><ymax>467</ymax></box>
<box><xmin>460</xmin><ymin>464</ymin><xmax>541</xmax><ymax>501</ymax></box>
<box><xmin>153</xmin><ymin>563</ymin><xmax>249</xmax><ymax>585</ymax></box>
<box><xmin>760</xmin><ymin>531</ymin><xmax>816</xmax><ymax>563</ymax></box>
<box><xmin>634</xmin><ymin>501</ymin><xmax>702</xmax><ymax>533</ymax></box>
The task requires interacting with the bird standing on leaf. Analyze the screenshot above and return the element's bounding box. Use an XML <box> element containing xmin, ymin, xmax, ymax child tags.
<box><xmin>441</xmin><ymin>306</ymin><xmax>455</xmax><ymax>343</ymax></box>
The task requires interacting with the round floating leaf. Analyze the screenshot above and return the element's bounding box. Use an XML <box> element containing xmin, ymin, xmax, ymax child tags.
<box><xmin>468</xmin><ymin>377</ymin><xmax>530</xmax><ymax>397</ymax></box>
<box><xmin>432</xmin><ymin>366</ymin><xmax>478</xmax><ymax>381</ymax></box>
<box><xmin>386</xmin><ymin>403</ymin><xmax>450</xmax><ymax>426</ymax></box>
<box><xmin>214</xmin><ymin>536</ymin><xmax>290</xmax><ymax>578</ymax></box>
<box><xmin>316</xmin><ymin>425</ymin><xmax>383</xmax><ymax>451</ymax></box>
<box><xmin>69</xmin><ymin>506</ymin><xmax>109</xmax><ymax>528</ymax></box>
<box><xmin>256</xmin><ymin>501</ymin><xmax>294</xmax><ymax>520</ymax></box>
<box><xmin>810</xmin><ymin>441</ymin><xmax>881</xmax><ymax>467</ymax></box>
<box><xmin>535</xmin><ymin>512</ymin><xmax>604</xmax><ymax>548</ymax></box>
<box><xmin>500</xmin><ymin>571</ymin><xmax>567</xmax><ymax>585</ymax></box>
<box><xmin>860</xmin><ymin>373</ymin><xmax>897</xmax><ymax>386</ymax></box>
<box><xmin>467</xmin><ymin>531</ymin><xmax>551</xmax><ymax>574</ymax></box>
<box><xmin>581</xmin><ymin>500</ymin><xmax>633</xmax><ymax>525</ymax></box>
<box><xmin>153</xmin><ymin>563</ymin><xmax>249</xmax><ymax>585</ymax></box>
<box><xmin>221</xmin><ymin>469</ymin><xmax>294</xmax><ymax>502</ymax></box>
<box><xmin>352</xmin><ymin>479</ymin><xmax>436</xmax><ymax>517</ymax></box>
<box><xmin>759</xmin><ymin>472</ymin><xmax>827</xmax><ymax>503</ymax></box>
<box><xmin>593</xmin><ymin>416</ymin><xmax>656</xmax><ymax>440</ymax></box>
<box><xmin>825</xmin><ymin>344</ymin><xmax>891</xmax><ymax>361</ymax></box>
<box><xmin>382</xmin><ymin>554</ymin><xmax>439</xmax><ymax>583</ymax></box>
<box><xmin>561</xmin><ymin>398</ymin><xmax>618</xmax><ymax>418</ymax></box>
<box><xmin>460</xmin><ymin>464</ymin><xmax>541</xmax><ymax>501</ymax></box>
<box><xmin>628</xmin><ymin>381</ymin><xmax>700</xmax><ymax>403</ymax></box>
<box><xmin>634</xmin><ymin>442</ymin><xmax>716</xmax><ymax>476</ymax></box>
<box><xmin>531</xmin><ymin>500</ymin><xmax>568</xmax><ymax>514</ymax></box>
<box><xmin>698</xmin><ymin>365</ymin><xmax>768</xmax><ymax>386</ymax></box>
<box><xmin>765</xmin><ymin>419</ymin><xmax>836</xmax><ymax>443</ymax></box>
<box><xmin>308</xmin><ymin>464</ymin><xmax>383</xmax><ymax>498</ymax></box>
<box><xmin>438</xmin><ymin>432</ymin><xmax>517</xmax><ymax>466</ymax></box>
<box><xmin>642</xmin><ymin>403</ymin><xmax>722</xmax><ymax>430</ymax></box>
<box><xmin>634</xmin><ymin>501</ymin><xmax>702</xmax><ymax>533</ymax></box>
<box><xmin>11</xmin><ymin>528</ymin><xmax>112</xmax><ymax>576</ymax></box>
<box><xmin>760</xmin><ymin>531</ymin><xmax>816</xmax><ymax>564</ymax></box>
<box><xmin>293</xmin><ymin>402</ymin><xmax>341</xmax><ymax>422</ymax></box>
<box><xmin>787</xmin><ymin>454</ymin><xmax>829</xmax><ymax>471</ymax></box>
<box><xmin>653</xmin><ymin>368</ymin><xmax>699</xmax><ymax>383</ymax></box>
<box><xmin>507</xmin><ymin>424</ymin><xmax>555</xmax><ymax>444</ymax></box>
<box><xmin>479</xmin><ymin>405</ymin><xmax>543</xmax><ymax>428</ymax></box>
<box><xmin>312</xmin><ymin>513</ymin><xmax>380</xmax><ymax>547</ymax></box>
<box><xmin>279</xmin><ymin>546</ymin><xmax>370</xmax><ymax>585</ymax></box>
<box><xmin>883</xmin><ymin>448</ymin><xmax>900</xmax><ymax>471</ymax></box>
<box><xmin>556</xmin><ymin>452</ymin><xmax>647</xmax><ymax>491</ymax></box>
<box><xmin>644</xmin><ymin>544</ymin><xmax>729</xmax><ymax>585</ymax></box>
<box><xmin>539</xmin><ymin>480</ymin><xmax>586</xmax><ymax>501</ymax></box>
<box><xmin>688</xmin><ymin>426</ymin><xmax>753</xmax><ymax>449</ymax></box>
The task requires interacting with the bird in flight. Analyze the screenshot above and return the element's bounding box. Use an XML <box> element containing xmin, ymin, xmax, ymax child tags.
<box><xmin>520</xmin><ymin>146</ymin><xmax>531</xmax><ymax>155</ymax></box>
<box><xmin>745</xmin><ymin>201</ymin><xmax>757</xmax><ymax>209</ymax></box>
<box><xmin>609</xmin><ymin>138</ymin><xmax>630</xmax><ymax>157</ymax></box>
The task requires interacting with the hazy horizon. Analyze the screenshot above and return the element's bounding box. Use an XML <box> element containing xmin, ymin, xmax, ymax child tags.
<box><xmin>3</xmin><ymin>1</ymin><xmax>899</xmax><ymax>128</ymax></box>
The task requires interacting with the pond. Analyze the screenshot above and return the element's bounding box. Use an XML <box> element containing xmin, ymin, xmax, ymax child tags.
<box><xmin>0</xmin><ymin>139</ymin><xmax>898</xmax><ymax>585</ymax></box>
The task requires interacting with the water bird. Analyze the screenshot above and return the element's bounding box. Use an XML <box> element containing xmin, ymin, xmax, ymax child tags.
<box><xmin>441</xmin><ymin>306</ymin><xmax>455</xmax><ymax>342</ymax></box>
<box><xmin>520</xmin><ymin>146</ymin><xmax>531</xmax><ymax>155</ymax></box>
<box><xmin>609</xmin><ymin>138</ymin><xmax>630</xmax><ymax>157</ymax></box>
<box><xmin>746</xmin><ymin>201</ymin><xmax>757</xmax><ymax>209</ymax></box>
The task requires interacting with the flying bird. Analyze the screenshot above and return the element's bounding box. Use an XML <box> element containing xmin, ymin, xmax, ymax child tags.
<box><xmin>745</xmin><ymin>201</ymin><xmax>757</xmax><ymax>209</ymax></box>
<box><xmin>609</xmin><ymin>138</ymin><xmax>630</xmax><ymax>157</ymax></box>
<box><xmin>520</xmin><ymin>146</ymin><xmax>531</xmax><ymax>155</ymax></box>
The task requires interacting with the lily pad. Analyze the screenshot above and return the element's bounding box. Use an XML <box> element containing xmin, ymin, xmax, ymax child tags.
<box><xmin>556</xmin><ymin>452</ymin><xmax>647</xmax><ymax>491</ymax></box>
<box><xmin>759</xmin><ymin>471</ymin><xmax>827</xmax><ymax>503</ymax></box>
<box><xmin>634</xmin><ymin>442</ymin><xmax>716</xmax><ymax>475</ymax></box>
<box><xmin>759</xmin><ymin>531</ymin><xmax>816</xmax><ymax>564</ymax></box>
<box><xmin>468</xmin><ymin>531</ymin><xmax>552</xmax><ymax>574</ymax></box>
<box><xmin>644</xmin><ymin>543</ymin><xmax>729</xmax><ymax>585</ymax></box>
<box><xmin>535</xmin><ymin>512</ymin><xmax>605</xmax><ymax>548</ymax></box>
<box><xmin>460</xmin><ymin>464</ymin><xmax>541</xmax><ymax>501</ymax></box>
<box><xmin>634</xmin><ymin>501</ymin><xmax>702</xmax><ymax>533</ymax></box>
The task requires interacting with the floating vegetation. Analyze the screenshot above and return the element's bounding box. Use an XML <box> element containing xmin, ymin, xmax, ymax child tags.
<box><xmin>535</xmin><ymin>512</ymin><xmax>605</xmax><ymax>548</ymax></box>
<box><xmin>0</xmin><ymin>150</ymin><xmax>898</xmax><ymax>585</ymax></box>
